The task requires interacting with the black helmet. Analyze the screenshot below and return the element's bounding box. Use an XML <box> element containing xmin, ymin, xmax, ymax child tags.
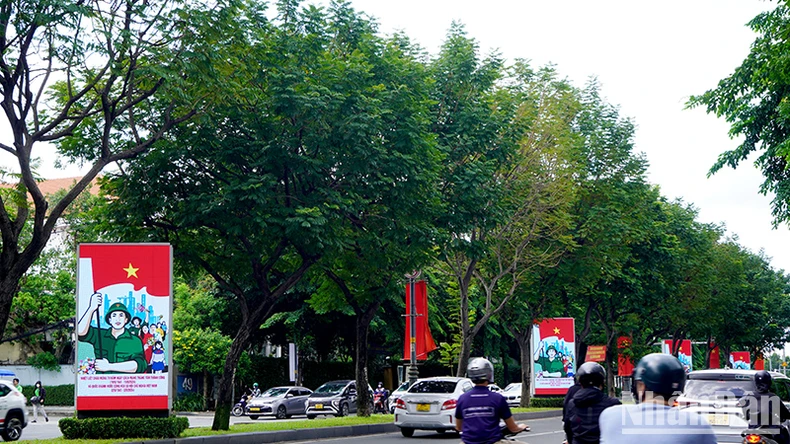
<box><xmin>634</xmin><ymin>353</ymin><xmax>686</xmax><ymax>398</ymax></box>
<box><xmin>577</xmin><ymin>362</ymin><xmax>606</xmax><ymax>388</ymax></box>
<box><xmin>467</xmin><ymin>357</ymin><xmax>494</xmax><ymax>383</ymax></box>
<box><xmin>754</xmin><ymin>370</ymin><xmax>772</xmax><ymax>393</ymax></box>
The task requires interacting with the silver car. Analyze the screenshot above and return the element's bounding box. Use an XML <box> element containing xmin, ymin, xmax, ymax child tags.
<box><xmin>245</xmin><ymin>386</ymin><xmax>313</xmax><ymax>420</ymax></box>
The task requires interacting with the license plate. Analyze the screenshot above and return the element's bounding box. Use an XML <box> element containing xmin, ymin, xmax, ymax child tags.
<box><xmin>315</xmin><ymin>404</ymin><xmax>323</xmax><ymax>409</ymax></box>
<box><xmin>249</xmin><ymin>407</ymin><xmax>260</xmax><ymax>412</ymax></box>
<box><xmin>706</xmin><ymin>414</ymin><xmax>729</xmax><ymax>426</ymax></box>
<box><xmin>417</xmin><ymin>403</ymin><xmax>430</xmax><ymax>412</ymax></box>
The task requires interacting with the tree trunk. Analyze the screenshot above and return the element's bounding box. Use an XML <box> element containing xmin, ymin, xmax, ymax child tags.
<box><xmin>211</xmin><ymin>323</ymin><xmax>251</xmax><ymax>430</ymax></box>
<box><xmin>355</xmin><ymin>311</ymin><xmax>375</xmax><ymax>417</ymax></box>
<box><xmin>456</xmin><ymin>335</ymin><xmax>473</xmax><ymax>378</ymax></box>
<box><xmin>203</xmin><ymin>369</ymin><xmax>209</xmax><ymax>411</ymax></box>
<box><xmin>517</xmin><ymin>329</ymin><xmax>532</xmax><ymax>407</ymax></box>
<box><xmin>605</xmin><ymin>334</ymin><xmax>616</xmax><ymax>397</ymax></box>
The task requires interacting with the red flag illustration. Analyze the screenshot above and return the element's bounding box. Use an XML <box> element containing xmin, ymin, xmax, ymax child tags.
<box><xmin>404</xmin><ymin>281</ymin><xmax>437</xmax><ymax>360</ymax></box>
<box><xmin>537</xmin><ymin>318</ymin><xmax>574</xmax><ymax>343</ymax></box>
<box><xmin>730</xmin><ymin>351</ymin><xmax>751</xmax><ymax>369</ymax></box>
<box><xmin>617</xmin><ymin>336</ymin><xmax>634</xmax><ymax>376</ymax></box>
<box><xmin>80</xmin><ymin>244</ymin><xmax>171</xmax><ymax>296</ymax></box>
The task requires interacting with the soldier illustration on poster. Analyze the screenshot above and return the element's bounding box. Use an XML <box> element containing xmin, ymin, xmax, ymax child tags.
<box><xmin>77</xmin><ymin>293</ymin><xmax>146</xmax><ymax>373</ymax></box>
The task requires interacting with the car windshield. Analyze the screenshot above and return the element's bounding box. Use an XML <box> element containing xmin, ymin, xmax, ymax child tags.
<box><xmin>683</xmin><ymin>379</ymin><xmax>755</xmax><ymax>399</ymax></box>
<box><xmin>409</xmin><ymin>381</ymin><xmax>458</xmax><ymax>394</ymax></box>
<box><xmin>504</xmin><ymin>384</ymin><xmax>522</xmax><ymax>393</ymax></box>
<box><xmin>394</xmin><ymin>381</ymin><xmax>411</xmax><ymax>392</ymax></box>
<box><xmin>260</xmin><ymin>388</ymin><xmax>289</xmax><ymax>398</ymax></box>
<box><xmin>314</xmin><ymin>382</ymin><xmax>347</xmax><ymax>395</ymax></box>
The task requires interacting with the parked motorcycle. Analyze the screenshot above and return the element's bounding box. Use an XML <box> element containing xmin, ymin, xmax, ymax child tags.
<box><xmin>231</xmin><ymin>393</ymin><xmax>249</xmax><ymax>417</ymax></box>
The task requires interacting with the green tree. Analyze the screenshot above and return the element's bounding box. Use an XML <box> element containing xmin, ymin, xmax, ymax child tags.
<box><xmin>173</xmin><ymin>328</ymin><xmax>232</xmax><ymax>410</ymax></box>
<box><xmin>99</xmin><ymin>1</ymin><xmax>441</xmax><ymax>429</ymax></box>
<box><xmin>0</xmin><ymin>0</ymin><xmax>221</xmax><ymax>341</ymax></box>
<box><xmin>687</xmin><ymin>4</ymin><xmax>790</xmax><ymax>224</ymax></box>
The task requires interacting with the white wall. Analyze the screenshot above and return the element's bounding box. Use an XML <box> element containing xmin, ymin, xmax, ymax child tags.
<box><xmin>0</xmin><ymin>365</ymin><xmax>75</xmax><ymax>386</ymax></box>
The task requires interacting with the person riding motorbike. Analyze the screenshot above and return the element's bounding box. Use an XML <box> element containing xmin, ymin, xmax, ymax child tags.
<box><xmin>455</xmin><ymin>357</ymin><xmax>529</xmax><ymax>444</ymax></box>
<box><xmin>599</xmin><ymin>353</ymin><xmax>716</xmax><ymax>443</ymax></box>
<box><xmin>737</xmin><ymin>370</ymin><xmax>790</xmax><ymax>444</ymax></box>
<box><xmin>250</xmin><ymin>382</ymin><xmax>261</xmax><ymax>398</ymax></box>
<box><xmin>565</xmin><ymin>362</ymin><xmax>620</xmax><ymax>444</ymax></box>
<box><xmin>373</xmin><ymin>382</ymin><xmax>389</xmax><ymax>414</ymax></box>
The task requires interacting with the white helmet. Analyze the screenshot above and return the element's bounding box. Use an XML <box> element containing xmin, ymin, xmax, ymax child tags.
<box><xmin>467</xmin><ymin>357</ymin><xmax>494</xmax><ymax>383</ymax></box>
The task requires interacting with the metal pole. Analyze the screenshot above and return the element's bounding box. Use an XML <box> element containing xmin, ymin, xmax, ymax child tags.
<box><xmin>405</xmin><ymin>271</ymin><xmax>421</xmax><ymax>385</ymax></box>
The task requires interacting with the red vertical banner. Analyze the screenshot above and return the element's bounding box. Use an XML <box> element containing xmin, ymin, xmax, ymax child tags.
<box><xmin>617</xmin><ymin>336</ymin><xmax>634</xmax><ymax>377</ymax></box>
<box><xmin>531</xmin><ymin>318</ymin><xmax>576</xmax><ymax>395</ymax></box>
<box><xmin>403</xmin><ymin>281</ymin><xmax>436</xmax><ymax>360</ymax></box>
<box><xmin>755</xmin><ymin>354</ymin><xmax>765</xmax><ymax>371</ymax></box>
<box><xmin>730</xmin><ymin>352</ymin><xmax>751</xmax><ymax>369</ymax></box>
<box><xmin>709</xmin><ymin>343</ymin><xmax>721</xmax><ymax>369</ymax></box>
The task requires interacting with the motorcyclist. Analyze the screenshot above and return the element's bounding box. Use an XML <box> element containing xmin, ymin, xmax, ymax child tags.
<box><xmin>737</xmin><ymin>370</ymin><xmax>790</xmax><ymax>444</ymax></box>
<box><xmin>599</xmin><ymin>353</ymin><xmax>716</xmax><ymax>443</ymax></box>
<box><xmin>562</xmin><ymin>374</ymin><xmax>583</xmax><ymax>444</ymax></box>
<box><xmin>565</xmin><ymin>362</ymin><xmax>620</xmax><ymax>444</ymax></box>
<box><xmin>250</xmin><ymin>382</ymin><xmax>261</xmax><ymax>398</ymax></box>
<box><xmin>455</xmin><ymin>357</ymin><xmax>529</xmax><ymax>444</ymax></box>
<box><xmin>373</xmin><ymin>382</ymin><xmax>389</xmax><ymax>413</ymax></box>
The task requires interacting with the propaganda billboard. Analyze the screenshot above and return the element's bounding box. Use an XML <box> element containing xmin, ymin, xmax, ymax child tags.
<box><xmin>662</xmin><ymin>339</ymin><xmax>693</xmax><ymax>373</ymax></box>
<box><xmin>531</xmin><ymin>318</ymin><xmax>575</xmax><ymax>395</ymax></box>
<box><xmin>75</xmin><ymin>244</ymin><xmax>172</xmax><ymax>412</ymax></box>
<box><xmin>730</xmin><ymin>351</ymin><xmax>751</xmax><ymax>369</ymax></box>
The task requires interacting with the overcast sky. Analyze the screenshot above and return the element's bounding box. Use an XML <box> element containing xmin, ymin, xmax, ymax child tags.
<box><xmin>18</xmin><ymin>1</ymin><xmax>790</xmax><ymax>272</ymax></box>
<box><xmin>328</xmin><ymin>0</ymin><xmax>789</xmax><ymax>272</ymax></box>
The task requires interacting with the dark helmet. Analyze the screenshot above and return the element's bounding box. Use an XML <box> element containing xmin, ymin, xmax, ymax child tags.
<box><xmin>634</xmin><ymin>353</ymin><xmax>686</xmax><ymax>398</ymax></box>
<box><xmin>577</xmin><ymin>362</ymin><xmax>606</xmax><ymax>387</ymax></box>
<box><xmin>754</xmin><ymin>370</ymin><xmax>772</xmax><ymax>393</ymax></box>
<box><xmin>467</xmin><ymin>357</ymin><xmax>495</xmax><ymax>383</ymax></box>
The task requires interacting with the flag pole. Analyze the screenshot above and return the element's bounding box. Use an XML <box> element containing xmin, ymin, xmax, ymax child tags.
<box><xmin>405</xmin><ymin>270</ymin><xmax>421</xmax><ymax>385</ymax></box>
<box><xmin>95</xmin><ymin>301</ymin><xmax>103</xmax><ymax>359</ymax></box>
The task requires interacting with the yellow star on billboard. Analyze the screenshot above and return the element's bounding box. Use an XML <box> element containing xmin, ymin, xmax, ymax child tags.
<box><xmin>123</xmin><ymin>263</ymin><xmax>139</xmax><ymax>278</ymax></box>
<box><xmin>553</xmin><ymin>327</ymin><xmax>560</xmax><ymax>335</ymax></box>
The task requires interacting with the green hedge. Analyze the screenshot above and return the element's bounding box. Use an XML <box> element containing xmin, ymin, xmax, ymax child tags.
<box><xmin>529</xmin><ymin>397</ymin><xmax>564</xmax><ymax>408</ymax></box>
<box><xmin>59</xmin><ymin>416</ymin><xmax>189</xmax><ymax>440</ymax></box>
<box><xmin>20</xmin><ymin>384</ymin><xmax>74</xmax><ymax>406</ymax></box>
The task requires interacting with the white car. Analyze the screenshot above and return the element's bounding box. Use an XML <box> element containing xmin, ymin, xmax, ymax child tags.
<box><xmin>388</xmin><ymin>380</ymin><xmax>414</xmax><ymax>414</ymax></box>
<box><xmin>503</xmin><ymin>382</ymin><xmax>522</xmax><ymax>407</ymax></box>
<box><xmin>488</xmin><ymin>384</ymin><xmax>502</xmax><ymax>393</ymax></box>
<box><xmin>0</xmin><ymin>380</ymin><xmax>27</xmax><ymax>441</ymax></box>
<box><xmin>393</xmin><ymin>376</ymin><xmax>473</xmax><ymax>437</ymax></box>
<box><xmin>676</xmin><ymin>369</ymin><xmax>790</xmax><ymax>442</ymax></box>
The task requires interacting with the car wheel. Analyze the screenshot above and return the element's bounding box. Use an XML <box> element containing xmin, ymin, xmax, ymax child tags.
<box><xmin>339</xmin><ymin>403</ymin><xmax>349</xmax><ymax>417</ymax></box>
<box><xmin>436</xmin><ymin>429</ymin><xmax>446</xmax><ymax>434</ymax></box>
<box><xmin>1</xmin><ymin>416</ymin><xmax>23</xmax><ymax>441</ymax></box>
<box><xmin>400</xmin><ymin>427</ymin><xmax>414</xmax><ymax>438</ymax></box>
<box><xmin>307</xmin><ymin>415</ymin><xmax>316</xmax><ymax>420</ymax></box>
<box><xmin>249</xmin><ymin>415</ymin><xmax>259</xmax><ymax>420</ymax></box>
<box><xmin>276</xmin><ymin>405</ymin><xmax>287</xmax><ymax>420</ymax></box>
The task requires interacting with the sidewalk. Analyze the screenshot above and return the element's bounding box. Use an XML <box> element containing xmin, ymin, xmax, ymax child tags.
<box><xmin>30</xmin><ymin>406</ymin><xmax>217</xmax><ymax>417</ymax></box>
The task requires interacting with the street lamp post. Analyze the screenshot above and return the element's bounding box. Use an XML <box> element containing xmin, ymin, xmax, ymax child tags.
<box><xmin>405</xmin><ymin>270</ymin><xmax>421</xmax><ymax>385</ymax></box>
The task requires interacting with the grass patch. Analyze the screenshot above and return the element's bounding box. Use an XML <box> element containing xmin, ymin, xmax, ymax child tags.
<box><xmin>511</xmin><ymin>407</ymin><xmax>561</xmax><ymax>413</ymax></box>
<box><xmin>181</xmin><ymin>414</ymin><xmax>394</xmax><ymax>437</ymax></box>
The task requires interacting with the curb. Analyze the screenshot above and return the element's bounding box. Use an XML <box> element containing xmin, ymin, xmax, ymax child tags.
<box><xmin>120</xmin><ymin>410</ymin><xmax>561</xmax><ymax>444</ymax></box>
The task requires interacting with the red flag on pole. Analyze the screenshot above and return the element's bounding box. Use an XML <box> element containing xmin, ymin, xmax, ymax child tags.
<box><xmin>617</xmin><ymin>336</ymin><xmax>634</xmax><ymax>376</ymax></box>
<box><xmin>709</xmin><ymin>343</ymin><xmax>720</xmax><ymax>369</ymax></box>
<box><xmin>404</xmin><ymin>281</ymin><xmax>437</xmax><ymax>360</ymax></box>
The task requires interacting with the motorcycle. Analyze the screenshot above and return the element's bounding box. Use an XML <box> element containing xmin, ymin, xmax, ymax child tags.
<box><xmin>231</xmin><ymin>393</ymin><xmax>249</xmax><ymax>417</ymax></box>
<box><xmin>373</xmin><ymin>392</ymin><xmax>388</xmax><ymax>414</ymax></box>
<box><xmin>742</xmin><ymin>429</ymin><xmax>782</xmax><ymax>444</ymax></box>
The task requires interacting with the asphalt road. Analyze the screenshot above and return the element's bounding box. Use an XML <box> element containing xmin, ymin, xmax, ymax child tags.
<box><xmin>288</xmin><ymin>417</ymin><xmax>566</xmax><ymax>444</ymax></box>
